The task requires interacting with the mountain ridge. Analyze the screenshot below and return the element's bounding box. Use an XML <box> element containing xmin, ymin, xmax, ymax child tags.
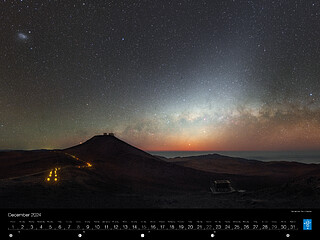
<box><xmin>63</xmin><ymin>135</ymin><xmax>216</xmax><ymax>192</ymax></box>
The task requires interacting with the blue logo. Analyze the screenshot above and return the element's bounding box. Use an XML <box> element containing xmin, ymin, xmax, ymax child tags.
<box><xmin>303</xmin><ymin>219</ymin><xmax>312</xmax><ymax>230</ymax></box>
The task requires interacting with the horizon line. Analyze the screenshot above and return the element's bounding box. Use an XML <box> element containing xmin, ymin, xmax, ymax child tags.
<box><xmin>145</xmin><ymin>149</ymin><xmax>320</xmax><ymax>152</ymax></box>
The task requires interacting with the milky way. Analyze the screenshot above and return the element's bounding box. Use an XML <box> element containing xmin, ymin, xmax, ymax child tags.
<box><xmin>0</xmin><ymin>1</ymin><xmax>319</xmax><ymax>150</ymax></box>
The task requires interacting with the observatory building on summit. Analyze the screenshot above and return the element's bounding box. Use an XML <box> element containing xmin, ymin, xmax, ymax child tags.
<box><xmin>103</xmin><ymin>132</ymin><xmax>115</xmax><ymax>136</ymax></box>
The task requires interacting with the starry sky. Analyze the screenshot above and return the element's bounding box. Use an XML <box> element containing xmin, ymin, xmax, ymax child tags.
<box><xmin>1</xmin><ymin>0</ymin><xmax>320</xmax><ymax>151</ymax></box>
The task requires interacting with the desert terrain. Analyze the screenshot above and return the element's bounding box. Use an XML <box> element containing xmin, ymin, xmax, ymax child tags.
<box><xmin>1</xmin><ymin>135</ymin><xmax>320</xmax><ymax>208</ymax></box>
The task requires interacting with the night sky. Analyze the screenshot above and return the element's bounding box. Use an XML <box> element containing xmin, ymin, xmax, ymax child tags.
<box><xmin>1</xmin><ymin>0</ymin><xmax>320</xmax><ymax>151</ymax></box>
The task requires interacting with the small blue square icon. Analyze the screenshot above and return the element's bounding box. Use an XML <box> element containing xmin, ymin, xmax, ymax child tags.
<box><xmin>303</xmin><ymin>219</ymin><xmax>312</xmax><ymax>230</ymax></box>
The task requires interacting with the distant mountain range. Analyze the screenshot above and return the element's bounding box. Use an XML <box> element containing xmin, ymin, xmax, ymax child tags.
<box><xmin>171</xmin><ymin>153</ymin><xmax>320</xmax><ymax>178</ymax></box>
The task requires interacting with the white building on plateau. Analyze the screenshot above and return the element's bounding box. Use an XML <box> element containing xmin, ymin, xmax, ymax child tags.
<box><xmin>103</xmin><ymin>132</ymin><xmax>115</xmax><ymax>136</ymax></box>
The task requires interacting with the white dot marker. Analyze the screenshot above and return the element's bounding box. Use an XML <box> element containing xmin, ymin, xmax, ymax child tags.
<box><xmin>9</xmin><ymin>233</ymin><xmax>13</xmax><ymax>238</ymax></box>
<box><xmin>210</xmin><ymin>233</ymin><xmax>215</xmax><ymax>238</ymax></box>
<box><xmin>78</xmin><ymin>233</ymin><xmax>82</xmax><ymax>238</ymax></box>
<box><xmin>141</xmin><ymin>233</ymin><xmax>145</xmax><ymax>238</ymax></box>
<box><xmin>286</xmin><ymin>233</ymin><xmax>290</xmax><ymax>238</ymax></box>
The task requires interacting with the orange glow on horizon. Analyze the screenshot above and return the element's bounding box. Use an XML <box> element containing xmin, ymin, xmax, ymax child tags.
<box><xmin>136</xmin><ymin>132</ymin><xmax>320</xmax><ymax>152</ymax></box>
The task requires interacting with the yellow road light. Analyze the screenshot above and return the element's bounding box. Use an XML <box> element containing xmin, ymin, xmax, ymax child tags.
<box><xmin>47</xmin><ymin>178</ymin><xmax>50</xmax><ymax>181</ymax></box>
<box><xmin>54</xmin><ymin>178</ymin><xmax>57</xmax><ymax>181</ymax></box>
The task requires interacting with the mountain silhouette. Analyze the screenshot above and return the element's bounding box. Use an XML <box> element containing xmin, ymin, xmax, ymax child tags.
<box><xmin>65</xmin><ymin>134</ymin><xmax>161</xmax><ymax>161</ymax></box>
<box><xmin>64</xmin><ymin>135</ymin><xmax>214</xmax><ymax>192</ymax></box>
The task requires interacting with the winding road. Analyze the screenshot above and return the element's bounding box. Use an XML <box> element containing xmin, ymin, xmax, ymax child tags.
<box><xmin>0</xmin><ymin>152</ymin><xmax>93</xmax><ymax>183</ymax></box>
<box><xmin>44</xmin><ymin>152</ymin><xmax>93</xmax><ymax>183</ymax></box>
